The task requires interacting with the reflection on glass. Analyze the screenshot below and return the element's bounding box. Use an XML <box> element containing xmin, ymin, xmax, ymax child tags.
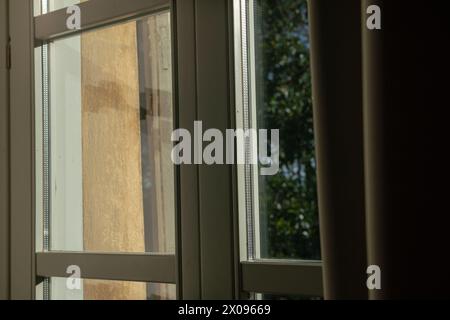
<box><xmin>35</xmin><ymin>13</ymin><xmax>175</xmax><ymax>253</ymax></box>
<box><xmin>37</xmin><ymin>278</ymin><xmax>175</xmax><ymax>300</ymax></box>
<box><xmin>241</xmin><ymin>0</ymin><xmax>320</xmax><ymax>260</ymax></box>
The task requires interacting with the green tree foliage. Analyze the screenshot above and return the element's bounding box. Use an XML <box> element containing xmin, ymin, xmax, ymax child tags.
<box><xmin>256</xmin><ymin>0</ymin><xmax>320</xmax><ymax>260</ymax></box>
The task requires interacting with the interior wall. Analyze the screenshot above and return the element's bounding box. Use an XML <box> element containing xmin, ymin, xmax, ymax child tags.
<box><xmin>0</xmin><ymin>0</ymin><xmax>10</xmax><ymax>301</ymax></box>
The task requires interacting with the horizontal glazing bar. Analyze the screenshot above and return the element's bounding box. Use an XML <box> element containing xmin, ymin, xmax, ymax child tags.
<box><xmin>36</xmin><ymin>252</ymin><xmax>176</xmax><ymax>284</ymax></box>
<box><xmin>34</xmin><ymin>0</ymin><xmax>170</xmax><ymax>45</ymax></box>
<box><xmin>241</xmin><ymin>260</ymin><xmax>323</xmax><ymax>297</ymax></box>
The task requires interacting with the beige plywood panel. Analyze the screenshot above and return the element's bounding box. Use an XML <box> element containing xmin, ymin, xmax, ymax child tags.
<box><xmin>81</xmin><ymin>21</ymin><xmax>146</xmax><ymax>300</ymax></box>
<box><xmin>84</xmin><ymin>279</ymin><xmax>146</xmax><ymax>301</ymax></box>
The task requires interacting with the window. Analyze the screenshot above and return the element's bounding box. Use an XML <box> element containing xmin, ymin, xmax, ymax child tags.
<box><xmin>235</xmin><ymin>0</ymin><xmax>323</xmax><ymax>297</ymax></box>
<box><xmin>237</xmin><ymin>0</ymin><xmax>320</xmax><ymax>261</ymax></box>
<box><xmin>32</xmin><ymin>0</ymin><xmax>176</xmax><ymax>300</ymax></box>
<box><xmin>8</xmin><ymin>0</ymin><xmax>322</xmax><ymax>300</ymax></box>
<box><xmin>35</xmin><ymin>12</ymin><xmax>175</xmax><ymax>255</ymax></box>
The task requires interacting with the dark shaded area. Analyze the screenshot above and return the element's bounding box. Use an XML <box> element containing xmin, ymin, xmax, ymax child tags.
<box><xmin>363</xmin><ymin>0</ymin><xmax>450</xmax><ymax>299</ymax></box>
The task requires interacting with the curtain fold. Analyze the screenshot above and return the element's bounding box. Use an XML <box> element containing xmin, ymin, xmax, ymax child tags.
<box><xmin>309</xmin><ymin>0</ymin><xmax>367</xmax><ymax>300</ymax></box>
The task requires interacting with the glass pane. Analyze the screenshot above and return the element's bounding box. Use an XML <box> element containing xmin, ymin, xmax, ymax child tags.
<box><xmin>34</xmin><ymin>0</ymin><xmax>84</xmax><ymax>16</ymax></box>
<box><xmin>35</xmin><ymin>13</ymin><xmax>175</xmax><ymax>253</ymax></box>
<box><xmin>237</xmin><ymin>0</ymin><xmax>321</xmax><ymax>260</ymax></box>
<box><xmin>37</xmin><ymin>278</ymin><xmax>175</xmax><ymax>300</ymax></box>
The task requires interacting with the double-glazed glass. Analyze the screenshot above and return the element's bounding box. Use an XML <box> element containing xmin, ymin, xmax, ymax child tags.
<box><xmin>238</xmin><ymin>0</ymin><xmax>321</xmax><ymax>260</ymax></box>
<box><xmin>35</xmin><ymin>13</ymin><xmax>176</xmax><ymax>254</ymax></box>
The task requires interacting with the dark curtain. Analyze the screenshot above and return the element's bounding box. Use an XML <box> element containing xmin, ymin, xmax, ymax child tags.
<box><xmin>309</xmin><ymin>0</ymin><xmax>450</xmax><ymax>299</ymax></box>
